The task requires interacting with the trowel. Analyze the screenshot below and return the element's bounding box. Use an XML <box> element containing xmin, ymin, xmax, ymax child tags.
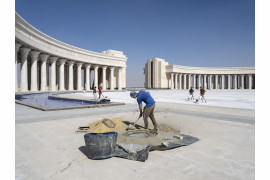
<box><xmin>127</xmin><ymin>113</ymin><xmax>143</xmax><ymax>130</ymax></box>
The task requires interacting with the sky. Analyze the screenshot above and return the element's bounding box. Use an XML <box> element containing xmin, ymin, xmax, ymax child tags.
<box><xmin>15</xmin><ymin>0</ymin><xmax>255</xmax><ymax>87</ymax></box>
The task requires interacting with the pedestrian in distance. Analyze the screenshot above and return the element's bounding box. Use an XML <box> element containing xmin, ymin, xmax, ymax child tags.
<box><xmin>98</xmin><ymin>86</ymin><xmax>103</xmax><ymax>99</ymax></box>
<box><xmin>199</xmin><ymin>86</ymin><xmax>207</xmax><ymax>103</ymax></box>
<box><xmin>189</xmin><ymin>87</ymin><xmax>194</xmax><ymax>101</ymax></box>
<box><xmin>130</xmin><ymin>90</ymin><xmax>158</xmax><ymax>135</ymax></box>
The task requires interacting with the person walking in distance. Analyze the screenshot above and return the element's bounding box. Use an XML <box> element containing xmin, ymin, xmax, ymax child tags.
<box><xmin>130</xmin><ymin>90</ymin><xmax>158</xmax><ymax>135</ymax></box>
<box><xmin>199</xmin><ymin>87</ymin><xmax>207</xmax><ymax>103</ymax></box>
<box><xmin>98</xmin><ymin>86</ymin><xmax>102</xmax><ymax>99</ymax></box>
<box><xmin>189</xmin><ymin>87</ymin><xmax>194</xmax><ymax>100</ymax></box>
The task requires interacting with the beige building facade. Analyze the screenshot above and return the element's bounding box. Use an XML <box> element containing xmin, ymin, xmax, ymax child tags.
<box><xmin>15</xmin><ymin>12</ymin><xmax>127</xmax><ymax>93</ymax></box>
<box><xmin>144</xmin><ymin>58</ymin><xmax>255</xmax><ymax>90</ymax></box>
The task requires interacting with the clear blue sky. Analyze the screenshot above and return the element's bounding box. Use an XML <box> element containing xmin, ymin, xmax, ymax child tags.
<box><xmin>15</xmin><ymin>0</ymin><xmax>255</xmax><ymax>87</ymax></box>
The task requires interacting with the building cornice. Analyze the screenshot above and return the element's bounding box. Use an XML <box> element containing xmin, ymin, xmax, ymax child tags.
<box><xmin>166</xmin><ymin>65</ymin><xmax>255</xmax><ymax>75</ymax></box>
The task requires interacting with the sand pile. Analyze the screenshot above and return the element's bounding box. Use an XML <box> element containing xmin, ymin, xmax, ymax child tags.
<box><xmin>87</xmin><ymin>117</ymin><xmax>127</xmax><ymax>133</ymax></box>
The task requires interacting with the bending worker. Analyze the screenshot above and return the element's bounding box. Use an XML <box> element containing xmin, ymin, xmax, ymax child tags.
<box><xmin>130</xmin><ymin>90</ymin><xmax>158</xmax><ymax>134</ymax></box>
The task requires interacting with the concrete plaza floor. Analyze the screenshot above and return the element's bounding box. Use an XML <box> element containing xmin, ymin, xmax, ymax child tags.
<box><xmin>15</xmin><ymin>101</ymin><xmax>254</xmax><ymax>180</ymax></box>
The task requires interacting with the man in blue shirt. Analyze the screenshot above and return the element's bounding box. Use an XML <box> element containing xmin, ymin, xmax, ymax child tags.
<box><xmin>130</xmin><ymin>90</ymin><xmax>157</xmax><ymax>134</ymax></box>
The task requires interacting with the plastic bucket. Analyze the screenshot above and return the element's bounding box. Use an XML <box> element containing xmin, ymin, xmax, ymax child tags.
<box><xmin>84</xmin><ymin>132</ymin><xmax>118</xmax><ymax>159</ymax></box>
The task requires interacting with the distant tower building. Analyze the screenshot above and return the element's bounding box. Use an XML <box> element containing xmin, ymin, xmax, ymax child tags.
<box><xmin>144</xmin><ymin>58</ymin><xmax>255</xmax><ymax>90</ymax></box>
<box><xmin>144</xmin><ymin>58</ymin><xmax>169</xmax><ymax>89</ymax></box>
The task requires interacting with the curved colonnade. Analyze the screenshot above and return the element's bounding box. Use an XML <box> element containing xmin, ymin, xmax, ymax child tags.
<box><xmin>145</xmin><ymin>58</ymin><xmax>255</xmax><ymax>90</ymax></box>
<box><xmin>15</xmin><ymin>12</ymin><xmax>127</xmax><ymax>93</ymax></box>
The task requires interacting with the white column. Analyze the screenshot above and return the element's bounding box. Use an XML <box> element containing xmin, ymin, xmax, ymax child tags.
<box><xmin>49</xmin><ymin>57</ymin><xmax>58</xmax><ymax>91</ymax></box>
<box><xmin>171</xmin><ymin>73</ymin><xmax>174</xmax><ymax>89</ymax></box>
<box><xmin>221</xmin><ymin>75</ymin><xmax>225</xmax><ymax>89</ymax></box>
<box><xmin>118</xmin><ymin>67</ymin><xmax>122</xmax><ymax>90</ymax></box>
<box><xmin>76</xmin><ymin>62</ymin><xmax>83</xmax><ymax>90</ymax></box>
<box><xmin>94</xmin><ymin>65</ymin><xmax>99</xmax><ymax>89</ymax></box>
<box><xmin>15</xmin><ymin>43</ymin><xmax>21</xmax><ymax>92</ymax></box>
<box><xmin>85</xmin><ymin>64</ymin><xmax>91</xmax><ymax>91</ymax></box>
<box><xmin>209</xmin><ymin>75</ymin><xmax>212</xmax><ymax>89</ymax></box>
<box><xmin>68</xmin><ymin>61</ymin><xmax>74</xmax><ymax>91</ymax></box>
<box><xmin>59</xmin><ymin>59</ymin><xmax>66</xmax><ymax>91</ymax></box>
<box><xmin>193</xmin><ymin>74</ymin><xmax>196</xmax><ymax>88</ymax></box>
<box><xmin>233</xmin><ymin>75</ymin><xmax>237</xmax><ymax>89</ymax></box>
<box><xmin>179</xmin><ymin>74</ymin><xmax>182</xmax><ymax>89</ymax></box>
<box><xmin>110</xmin><ymin>67</ymin><xmax>115</xmax><ymax>90</ymax></box>
<box><xmin>241</xmin><ymin>75</ymin><xmax>244</xmax><ymax>89</ymax></box>
<box><xmin>19</xmin><ymin>48</ymin><xmax>31</xmax><ymax>92</ymax></box>
<box><xmin>215</xmin><ymin>75</ymin><xmax>218</xmax><ymax>89</ymax></box>
<box><xmin>198</xmin><ymin>74</ymin><xmax>201</xmax><ymax>89</ymax></box>
<box><xmin>102</xmin><ymin>66</ymin><xmax>107</xmax><ymax>90</ymax></box>
<box><xmin>175</xmin><ymin>74</ymin><xmax>178</xmax><ymax>89</ymax></box>
<box><xmin>227</xmin><ymin>75</ymin><xmax>231</xmax><ymax>89</ymax></box>
<box><xmin>203</xmin><ymin>75</ymin><xmax>207</xmax><ymax>89</ymax></box>
<box><xmin>39</xmin><ymin>54</ymin><xmax>49</xmax><ymax>91</ymax></box>
<box><xmin>187</xmin><ymin>74</ymin><xmax>190</xmax><ymax>89</ymax></box>
<box><xmin>183</xmin><ymin>74</ymin><xmax>187</xmax><ymax>89</ymax></box>
<box><xmin>29</xmin><ymin>51</ymin><xmax>40</xmax><ymax>91</ymax></box>
<box><xmin>248</xmin><ymin>74</ymin><xmax>252</xmax><ymax>89</ymax></box>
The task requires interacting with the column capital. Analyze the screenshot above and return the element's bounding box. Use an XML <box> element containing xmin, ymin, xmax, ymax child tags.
<box><xmin>118</xmin><ymin>67</ymin><xmax>122</xmax><ymax>71</ymax></box>
<box><xmin>85</xmin><ymin>63</ymin><xmax>91</xmax><ymax>69</ymax></box>
<box><xmin>110</xmin><ymin>66</ymin><xmax>115</xmax><ymax>71</ymax></box>
<box><xmin>68</xmin><ymin>61</ymin><xmax>75</xmax><ymax>66</ymax></box>
<box><xmin>49</xmin><ymin>56</ymin><xmax>58</xmax><ymax>63</ymax></box>
<box><xmin>94</xmin><ymin>65</ymin><xmax>99</xmax><ymax>69</ymax></box>
<box><xmin>102</xmin><ymin>65</ymin><xmax>107</xmax><ymax>70</ymax></box>
<box><xmin>20</xmin><ymin>47</ymin><xmax>31</xmax><ymax>54</ymax></box>
<box><xmin>15</xmin><ymin>43</ymin><xmax>21</xmax><ymax>52</ymax></box>
<box><xmin>59</xmin><ymin>59</ymin><xmax>67</xmax><ymax>65</ymax></box>
<box><xmin>40</xmin><ymin>54</ymin><xmax>49</xmax><ymax>62</ymax></box>
<box><xmin>77</xmin><ymin>62</ymin><xmax>83</xmax><ymax>67</ymax></box>
<box><xmin>175</xmin><ymin>73</ymin><xmax>178</xmax><ymax>77</ymax></box>
<box><xmin>29</xmin><ymin>51</ymin><xmax>40</xmax><ymax>60</ymax></box>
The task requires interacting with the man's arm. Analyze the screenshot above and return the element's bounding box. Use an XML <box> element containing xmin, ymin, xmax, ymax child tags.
<box><xmin>139</xmin><ymin>103</ymin><xmax>143</xmax><ymax>115</ymax></box>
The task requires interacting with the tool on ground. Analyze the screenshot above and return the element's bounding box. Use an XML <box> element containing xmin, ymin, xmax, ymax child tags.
<box><xmin>127</xmin><ymin>109</ymin><xmax>145</xmax><ymax>130</ymax></box>
<box><xmin>76</xmin><ymin>126</ymin><xmax>90</xmax><ymax>133</ymax></box>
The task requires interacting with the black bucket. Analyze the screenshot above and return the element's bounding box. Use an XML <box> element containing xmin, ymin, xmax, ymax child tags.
<box><xmin>84</xmin><ymin>132</ymin><xmax>118</xmax><ymax>159</ymax></box>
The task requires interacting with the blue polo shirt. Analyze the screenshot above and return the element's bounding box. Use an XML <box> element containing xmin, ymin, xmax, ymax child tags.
<box><xmin>137</xmin><ymin>90</ymin><xmax>155</xmax><ymax>108</ymax></box>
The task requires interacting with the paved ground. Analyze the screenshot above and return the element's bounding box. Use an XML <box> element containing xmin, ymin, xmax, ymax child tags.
<box><xmin>15</xmin><ymin>102</ymin><xmax>255</xmax><ymax>180</ymax></box>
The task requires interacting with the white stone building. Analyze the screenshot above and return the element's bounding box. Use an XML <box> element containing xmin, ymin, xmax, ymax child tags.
<box><xmin>15</xmin><ymin>12</ymin><xmax>127</xmax><ymax>93</ymax></box>
<box><xmin>144</xmin><ymin>58</ymin><xmax>255</xmax><ymax>89</ymax></box>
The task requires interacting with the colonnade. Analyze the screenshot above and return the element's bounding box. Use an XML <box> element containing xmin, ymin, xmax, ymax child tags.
<box><xmin>170</xmin><ymin>73</ymin><xmax>255</xmax><ymax>90</ymax></box>
<box><xmin>15</xmin><ymin>43</ymin><xmax>123</xmax><ymax>93</ymax></box>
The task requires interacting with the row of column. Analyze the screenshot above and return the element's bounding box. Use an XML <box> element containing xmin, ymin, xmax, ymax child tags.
<box><xmin>170</xmin><ymin>73</ymin><xmax>254</xmax><ymax>90</ymax></box>
<box><xmin>15</xmin><ymin>43</ymin><xmax>123</xmax><ymax>92</ymax></box>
